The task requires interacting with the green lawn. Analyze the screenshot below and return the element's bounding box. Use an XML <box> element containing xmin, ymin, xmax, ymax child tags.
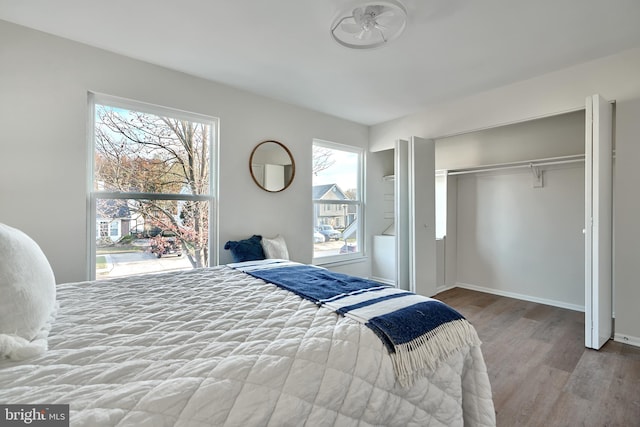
<box><xmin>96</xmin><ymin>245</ymin><xmax>144</xmax><ymax>254</ymax></box>
<box><xmin>96</xmin><ymin>255</ymin><xmax>107</xmax><ymax>270</ymax></box>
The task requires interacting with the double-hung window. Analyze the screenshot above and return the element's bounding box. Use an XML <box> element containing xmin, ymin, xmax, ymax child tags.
<box><xmin>89</xmin><ymin>93</ymin><xmax>217</xmax><ymax>279</ymax></box>
<box><xmin>312</xmin><ymin>140</ymin><xmax>363</xmax><ymax>263</ymax></box>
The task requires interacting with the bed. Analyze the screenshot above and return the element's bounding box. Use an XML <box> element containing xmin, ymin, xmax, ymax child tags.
<box><xmin>0</xmin><ymin>261</ymin><xmax>495</xmax><ymax>426</ymax></box>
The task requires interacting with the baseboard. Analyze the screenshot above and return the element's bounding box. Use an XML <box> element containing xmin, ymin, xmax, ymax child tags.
<box><xmin>454</xmin><ymin>282</ymin><xmax>585</xmax><ymax>312</ymax></box>
<box><xmin>614</xmin><ymin>333</ymin><xmax>640</xmax><ymax>348</ymax></box>
<box><xmin>436</xmin><ymin>284</ymin><xmax>456</xmax><ymax>294</ymax></box>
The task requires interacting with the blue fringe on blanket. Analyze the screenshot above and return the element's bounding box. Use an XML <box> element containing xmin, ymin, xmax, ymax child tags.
<box><xmin>233</xmin><ymin>260</ymin><xmax>481</xmax><ymax>387</ymax></box>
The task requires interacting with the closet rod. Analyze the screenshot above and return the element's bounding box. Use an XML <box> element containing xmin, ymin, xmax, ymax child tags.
<box><xmin>446</xmin><ymin>154</ymin><xmax>585</xmax><ymax>176</ymax></box>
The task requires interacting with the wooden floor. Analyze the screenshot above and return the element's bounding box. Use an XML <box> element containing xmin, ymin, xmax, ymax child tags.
<box><xmin>435</xmin><ymin>287</ymin><xmax>640</xmax><ymax>427</ymax></box>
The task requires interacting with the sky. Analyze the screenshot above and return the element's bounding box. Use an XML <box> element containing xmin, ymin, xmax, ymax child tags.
<box><xmin>312</xmin><ymin>149</ymin><xmax>359</xmax><ymax>191</ymax></box>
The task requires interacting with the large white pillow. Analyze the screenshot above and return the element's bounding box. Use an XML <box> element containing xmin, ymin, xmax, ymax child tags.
<box><xmin>0</xmin><ymin>223</ymin><xmax>57</xmax><ymax>360</ymax></box>
<box><xmin>261</xmin><ymin>234</ymin><xmax>289</xmax><ymax>260</ymax></box>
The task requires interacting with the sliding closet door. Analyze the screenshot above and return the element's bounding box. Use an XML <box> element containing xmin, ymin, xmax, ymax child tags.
<box><xmin>585</xmin><ymin>94</ymin><xmax>613</xmax><ymax>349</ymax></box>
<box><xmin>395</xmin><ymin>137</ymin><xmax>436</xmax><ymax>296</ymax></box>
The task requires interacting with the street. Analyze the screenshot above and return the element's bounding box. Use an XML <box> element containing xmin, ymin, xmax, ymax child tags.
<box><xmin>96</xmin><ymin>239</ymin><xmax>352</xmax><ymax>279</ymax></box>
<box><xmin>97</xmin><ymin>250</ymin><xmax>192</xmax><ymax>278</ymax></box>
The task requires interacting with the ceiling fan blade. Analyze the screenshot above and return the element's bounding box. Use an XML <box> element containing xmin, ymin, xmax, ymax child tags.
<box><xmin>364</xmin><ymin>5</ymin><xmax>385</xmax><ymax>17</ymax></box>
<box><xmin>356</xmin><ymin>29</ymin><xmax>373</xmax><ymax>41</ymax></box>
<box><xmin>374</xmin><ymin>23</ymin><xmax>388</xmax><ymax>33</ymax></box>
<box><xmin>341</xmin><ymin>22</ymin><xmax>363</xmax><ymax>34</ymax></box>
<box><xmin>376</xmin><ymin>13</ymin><xmax>403</xmax><ymax>27</ymax></box>
<box><xmin>352</xmin><ymin>7</ymin><xmax>365</xmax><ymax>24</ymax></box>
<box><xmin>376</xmin><ymin>9</ymin><xmax>394</xmax><ymax>18</ymax></box>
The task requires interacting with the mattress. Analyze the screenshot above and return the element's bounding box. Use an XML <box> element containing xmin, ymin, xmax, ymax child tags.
<box><xmin>0</xmin><ymin>265</ymin><xmax>495</xmax><ymax>426</ymax></box>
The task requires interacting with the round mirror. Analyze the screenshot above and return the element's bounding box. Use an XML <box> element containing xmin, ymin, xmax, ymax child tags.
<box><xmin>249</xmin><ymin>140</ymin><xmax>295</xmax><ymax>192</ymax></box>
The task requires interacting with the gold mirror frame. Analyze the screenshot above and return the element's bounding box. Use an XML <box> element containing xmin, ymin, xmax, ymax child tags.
<box><xmin>249</xmin><ymin>140</ymin><xmax>295</xmax><ymax>192</ymax></box>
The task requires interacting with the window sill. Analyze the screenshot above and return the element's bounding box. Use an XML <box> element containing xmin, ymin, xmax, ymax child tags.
<box><xmin>313</xmin><ymin>255</ymin><xmax>368</xmax><ymax>269</ymax></box>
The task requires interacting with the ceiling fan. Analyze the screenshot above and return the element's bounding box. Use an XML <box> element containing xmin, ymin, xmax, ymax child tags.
<box><xmin>331</xmin><ymin>0</ymin><xmax>407</xmax><ymax>49</ymax></box>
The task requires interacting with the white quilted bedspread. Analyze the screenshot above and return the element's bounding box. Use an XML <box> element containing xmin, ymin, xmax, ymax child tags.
<box><xmin>0</xmin><ymin>266</ymin><xmax>495</xmax><ymax>426</ymax></box>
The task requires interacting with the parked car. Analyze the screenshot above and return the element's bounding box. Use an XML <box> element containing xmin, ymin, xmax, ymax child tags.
<box><xmin>150</xmin><ymin>235</ymin><xmax>182</xmax><ymax>258</ymax></box>
<box><xmin>317</xmin><ymin>225</ymin><xmax>342</xmax><ymax>241</ymax></box>
<box><xmin>314</xmin><ymin>229</ymin><xmax>325</xmax><ymax>243</ymax></box>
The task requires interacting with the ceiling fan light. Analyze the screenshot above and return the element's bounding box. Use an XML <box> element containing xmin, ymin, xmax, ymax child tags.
<box><xmin>331</xmin><ymin>0</ymin><xmax>407</xmax><ymax>49</ymax></box>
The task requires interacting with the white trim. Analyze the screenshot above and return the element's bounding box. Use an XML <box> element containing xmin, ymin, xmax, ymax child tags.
<box><xmin>436</xmin><ymin>284</ymin><xmax>456</xmax><ymax>294</ymax></box>
<box><xmin>92</xmin><ymin>92</ymin><xmax>217</xmax><ymax>124</ymax></box>
<box><xmin>95</xmin><ymin>192</ymin><xmax>212</xmax><ymax>201</ymax></box>
<box><xmin>455</xmin><ymin>282</ymin><xmax>585</xmax><ymax>312</ymax></box>
<box><xmin>613</xmin><ymin>333</ymin><xmax>640</xmax><ymax>348</ymax></box>
<box><xmin>314</xmin><ymin>255</ymin><xmax>368</xmax><ymax>268</ymax></box>
<box><xmin>585</xmin><ymin>95</ymin><xmax>595</xmax><ymax>348</ymax></box>
<box><xmin>312</xmin><ymin>139</ymin><xmax>365</xmax><ymax>263</ymax></box>
<box><xmin>87</xmin><ymin>93</ymin><xmax>97</xmax><ymax>280</ymax></box>
<box><xmin>88</xmin><ymin>93</ymin><xmax>218</xmax><ymax>279</ymax></box>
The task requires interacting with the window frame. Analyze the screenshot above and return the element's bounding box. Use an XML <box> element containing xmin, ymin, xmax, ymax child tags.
<box><xmin>312</xmin><ymin>139</ymin><xmax>365</xmax><ymax>265</ymax></box>
<box><xmin>87</xmin><ymin>92</ymin><xmax>219</xmax><ymax>280</ymax></box>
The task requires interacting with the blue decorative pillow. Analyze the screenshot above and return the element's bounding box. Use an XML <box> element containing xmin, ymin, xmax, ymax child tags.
<box><xmin>224</xmin><ymin>235</ymin><xmax>266</xmax><ymax>262</ymax></box>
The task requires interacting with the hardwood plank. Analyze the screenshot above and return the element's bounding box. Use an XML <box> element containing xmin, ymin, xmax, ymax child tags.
<box><xmin>607</xmin><ymin>357</ymin><xmax>640</xmax><ymax>426</ymax></box>
<box><xmin>495</xmin><ymin>365</ymin><xmax>570</xmax><ymax>427</ymax></box>
<box><xmin>489</xmin><ymin>332</ymin><xmax>553</xmax><ymax>411</ymax></box>
<box><xmin>434</xmin><ymin>287</ymin><xmax>640</xmax><ymax>427</ymax></box>
<box><xmin>541</xmin><ymin>317</ymin><xmax>584</xmax><ymax>373</ymax></box>
<box><xmin>565</xmin><ymin>347</ymin><xmax>618</xmax><ymax>402</ymax></box>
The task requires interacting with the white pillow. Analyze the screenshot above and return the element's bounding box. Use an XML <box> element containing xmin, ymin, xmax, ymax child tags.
<box><xmin>261</xmin><ymin>234</ymin><xmax>289</xmax><ymax>260</ymax></box>
<box><xmin>0</xmin><ymin>223</ymin><xmax>57</xmax><ymax>360</ymax></box>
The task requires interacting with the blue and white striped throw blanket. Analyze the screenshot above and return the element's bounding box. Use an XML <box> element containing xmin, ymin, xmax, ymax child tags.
<box><xmin>231</xmin><ymin>259</ymin><xmax>481</xmax><ymax>387</ymax></box>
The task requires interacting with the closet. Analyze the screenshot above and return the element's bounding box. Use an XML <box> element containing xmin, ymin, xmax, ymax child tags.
<box><xmin>371</xmin><ymin>137</ymin><xmax>436</xmax><ymax>297</ymax></box>
<box><xmin>437</xmin><ymin>109</ymin><xmax>585</xmax><ymax>303</ymax></box>
<box><xmin>434</xmin><ymin>95</ymin><xmax>612</xmax><ymax>349</ymax></box>
<box><xmin>368</xmin><ymin>95</ymin><xmax>613</xmax><ymax>349</ymax></box>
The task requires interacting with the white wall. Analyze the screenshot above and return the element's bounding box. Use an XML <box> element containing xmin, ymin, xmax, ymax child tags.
<box><xmin>435</xmin><ymin>111</ymin><xmax>586</xmax><ymax>169</ymax></box>
<box><xmin>435</xmin><ymin>112</ymin><xmax>586</xmax><ymax>309</ymax></box>
<box><xmin>367</xmin><ymin>149</ymin><xmax>395</xmax><ymax>282</ymax></box>
<box><xmin>444</xmin><ymin>175</ymin><xmax>458</xmax><ymax>288</ymax></box>
<box><xmin>613</xmin><ymin>98</ymin><xmax>640</xmax><ymax>345</ymax></box>
<box><xmin>368</xmin><ymin>149</ymin><xmax>395</xmax><ymax>238</ymax></box>
<box><xmin>455</xmin><ymin>166</ymin><xmax>585</xmax><ymax>309</ymax></box>
<box><xmin>370</xmin><ymin>48</ymin><xmax>640</xmax><ymax>151</ymax></box>
<box><xmin>0</xmin><ymin>20</ymin><xmax>369</xmax><ymax>283</ymax></box>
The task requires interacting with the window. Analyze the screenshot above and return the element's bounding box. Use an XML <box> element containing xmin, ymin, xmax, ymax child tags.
<box><xmin>90</xmin><ymin>93</ymin><xmax>217</xmax><ymax>279</ymax></box>
<box><xmin>109</xmin><ymin>221</ymin><xmax>119</xmax><ymax>238</ymax></box>
<box><xmin>435</xmin><ymin>171</ymin><xmax>447</xmax><ymax>239</ymax></box>
<box><xmin>312</xmin><ymin>140</ymin><xmax>363</xmax><ymax>262</ymax></box>
<box><xmin>98</xmin><ymin>221</ymin><xmax>109</xmax><ymax>238</ymax></box>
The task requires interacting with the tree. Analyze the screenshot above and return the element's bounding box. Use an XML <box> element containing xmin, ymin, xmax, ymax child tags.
<box><xmin>312</xmin><ymin>146</ymin><xmax>335</xmax><ymax>176</ymax></box>
<box><xmin>95</xmin><ymin>105</ymin><xmax>211</xmax><ymax>268</ymax></box>
<box><xmin>344</xmin><ymin>188</ymin><xmax>357</xmax><ymax>200</ymax></box>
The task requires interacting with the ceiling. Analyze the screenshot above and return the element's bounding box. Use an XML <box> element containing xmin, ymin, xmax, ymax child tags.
<box><xmin>2</xmin><ymin>0</ymin><xmax>640</xmax><ymax>125</ymax></box>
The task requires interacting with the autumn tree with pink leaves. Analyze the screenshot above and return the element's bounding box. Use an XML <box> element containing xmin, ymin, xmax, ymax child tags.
<box><xmin>94</xmin><ymin>105</ymin><xmax>211</xmax><ymax>268</ymax></box>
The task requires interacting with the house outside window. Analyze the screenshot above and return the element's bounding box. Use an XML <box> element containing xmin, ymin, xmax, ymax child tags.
<box><xmin>109</xmin><ymin>221</ymin><xmax>119</xmax><ymax>237</ymax></box>
<box><xmin>89</xmin><ymin>93</ymin><xmax>217</xmax><ymax>280</ymax></box>
<box><xmin>312</xmin><ymin>140</ymin><xmax>363</xmax><ymax>262</ymax></box>
<box><xmin>98</xmin><ymin>221</ymin><xmax>109</xmax><ymax>238</ymax></box>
